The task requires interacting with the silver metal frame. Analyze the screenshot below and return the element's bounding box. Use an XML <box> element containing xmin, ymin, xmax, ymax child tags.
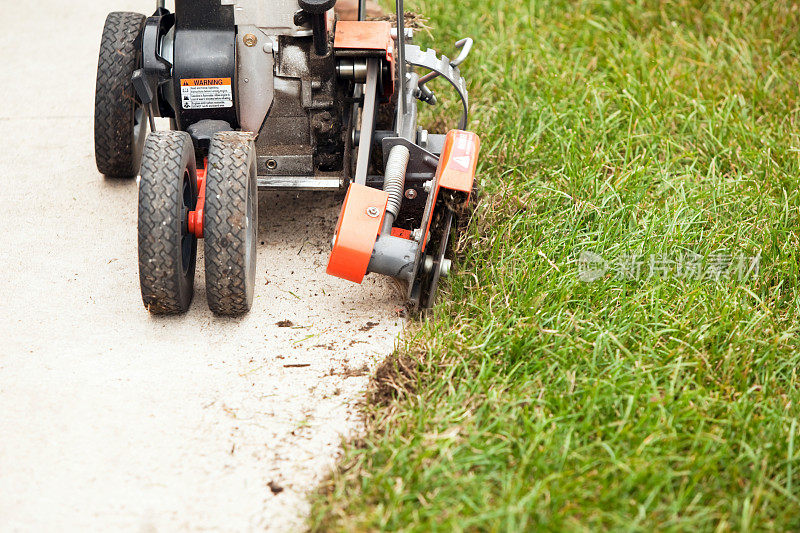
<box><xmin>353</xmin><ymin>58</ymin><xmax>381</xmax><ymax>186</ymax></box>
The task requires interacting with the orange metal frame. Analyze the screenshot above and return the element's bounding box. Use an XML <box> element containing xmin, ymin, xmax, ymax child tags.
<box><xmin>422</xmin><ymin>130</ymin><xmax>481</xmax><ymax>251</ymax></box>
<box><xmin>327</xmin><ymin>183</ymin><xmax>389</xmax><ymax>283</ymax></box>
<box><xmin>327</xmin><ymin>131</ymin><xmax>480</xmax><ymax>284</ymax></box>
<box><xmin>334</xmin><ymin>20</ymin><xmax>393</xmax><ymax>53</ymax></box>
<box><xmin>333</xmin><ymin>20</ymin><xmax>395</xmax><ymax>96</ymax></box>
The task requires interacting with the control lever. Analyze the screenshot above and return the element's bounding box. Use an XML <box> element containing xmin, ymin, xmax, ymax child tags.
<box><xmin>299</xmin><ymin>0</ymin><xmax>336</xmax><ymax>56</ymax></box>
<box><xmin>132</xmin><ymin>69</ymin><xmax>157</xmax><ymax>132</ymax></box>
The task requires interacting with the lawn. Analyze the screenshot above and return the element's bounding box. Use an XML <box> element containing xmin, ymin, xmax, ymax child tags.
<box><xmin>311</xmin><ymin>0</ymin><xmax>800</xmax><ymax>530</ymax></box>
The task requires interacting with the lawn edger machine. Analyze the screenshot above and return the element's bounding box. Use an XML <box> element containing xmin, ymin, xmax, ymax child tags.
<box><xmin>94</xmin><ymin>0</ymin><xmax>481</xmax><ymax>316</ymax></box>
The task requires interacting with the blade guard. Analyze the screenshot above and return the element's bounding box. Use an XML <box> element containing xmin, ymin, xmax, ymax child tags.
<box><xmin>437</xmin><ymin>130</ymin><xmax>480</xmax><ymax>196</ymax></box>
<box><xmin>422</xmin><ymin>130</ymin><xmax>481</xmax><ymax>251</ymax></box>
<box><xmin>327</xmin><ymin>183</ymin><xmax>389</xmax><ymax>283</ymax></box>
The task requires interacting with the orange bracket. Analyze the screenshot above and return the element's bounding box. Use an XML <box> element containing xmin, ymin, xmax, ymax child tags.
<box><xmin>437</xmin><ymin>130</ymin><xmax>481</xmax><ymax>196</ymax></box>
<box><xmin>327</xmin><ymin>183</ymin><xmax>389</xmax><ymax>283</ymax></box>
<box><xmin>334</xmin><ymin>21</ymin><xmax>393</xmax><ymax>53</ymax></box>
<box><xmin>422</xmin><ymin>130</ymin><xmax>481</xmax><ymax>251</ymax></box>
<box><xmin>187</xmin><ymin>159</ymin><xmax>207</xmax><ymax>239</ymax></box>
<box><xmin>334</xmin><ymin>20</ymin><xmax>395</xmax><ymax>97</ymax></box>
<box><xmin>391</xmin><ymin>227</ymin><xmax>412</xmax><ymax>239</ymax></box>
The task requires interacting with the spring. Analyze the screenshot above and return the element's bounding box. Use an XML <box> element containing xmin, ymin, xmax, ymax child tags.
<box><xmin>383</xmin><ymin>145</ymin><xmax>410</xmax><ymax>219</ymax></box>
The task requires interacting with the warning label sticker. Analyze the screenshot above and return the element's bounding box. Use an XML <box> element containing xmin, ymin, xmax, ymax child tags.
<box><xmin>180</xmin><ymin>78</ymin><xmax>233</xmax><ymax>110</ymax></box>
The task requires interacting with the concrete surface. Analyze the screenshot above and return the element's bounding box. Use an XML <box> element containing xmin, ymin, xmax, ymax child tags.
<box><xmin>0</xmin><ymin>2</ymin><xmax>404</xmax><ymax>531</ymax></box>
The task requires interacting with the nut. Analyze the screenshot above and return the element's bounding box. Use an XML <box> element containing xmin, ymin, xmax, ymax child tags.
<box><xmin>266</xmin><ymin>158</ymin><xmax>278</xmax><ymax>170</ymax></box>
<box><xmin>366</xmin><ymin>207</ymin><xmax>381</xmax><ymax>218</ymax></box>
<box><xmin>243</xmin><ymin>33</ymin><xmax>258</xmax><ymax>47</ymax></box>
<box><xmin>404</xmin><ymin>189</ymin><xmax>418</xmax><ymax>200</ymax></box>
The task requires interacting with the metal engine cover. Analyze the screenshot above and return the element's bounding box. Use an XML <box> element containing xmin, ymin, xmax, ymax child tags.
<box><xmin>222</xmin><ymin>0</ymin><xmax>349</xmax><ymax>182</ymax></box>
<box><xmin>171</xmin><ymin>0</ymin><xmax>239</xmax><ymax>131</ymax></box>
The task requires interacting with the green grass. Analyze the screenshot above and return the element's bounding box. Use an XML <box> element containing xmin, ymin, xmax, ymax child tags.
<box><xmin>311</xmin><ymin>0</ymin><xmax>800</xmax><ymax>530</ymax></box>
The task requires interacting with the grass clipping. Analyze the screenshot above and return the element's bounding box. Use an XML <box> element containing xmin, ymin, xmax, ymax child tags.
<box><xmin>371</xmin><ymin>11</ymin><xmax>433</xmax><ymax>37</ymax></box>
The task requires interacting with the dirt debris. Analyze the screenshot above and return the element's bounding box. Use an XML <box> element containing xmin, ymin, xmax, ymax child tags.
<box><xmin>370</xmin><ymin>353</ymin><xmax>419</xmax><ymax>406</ymax></box>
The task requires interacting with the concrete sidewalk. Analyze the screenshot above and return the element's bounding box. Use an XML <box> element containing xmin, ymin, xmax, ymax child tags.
<box><xmin>0</xmin><ymin>2</ymin><xmax>403</xmax><ymax>530</ymax></box>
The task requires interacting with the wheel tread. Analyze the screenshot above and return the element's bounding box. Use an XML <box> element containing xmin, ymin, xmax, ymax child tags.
<box><xmin>94</xmin><ymin>11</ymin><xmax>145</xmax><ymax>178</ymax></box>
<box><xmin>138</xmin><ymin>131</ymin><xmax>197</xmax><ymax>314</ymax></box>
<box><xmin>204</xmin><ymin>132</ymin><xmax>258</xmax><ymax>316</ymax></box>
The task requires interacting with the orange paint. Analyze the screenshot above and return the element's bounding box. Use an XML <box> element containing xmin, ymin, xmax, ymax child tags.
<box><xmin>422</xmin><ymin>130</ymin><xmax>481</xmax><ymax>251</ymax></box>
<box><xmin>334</xmin><ymin>21</ymin><xmax>392</xmax><ymax>52</ymax></box>
<box><xmin>187</xmin><ymin>158</ymin><xmax>208</xmax><ymax>238</ymax></box>
<box><xmin>333</xmin><ymin>20</ymin><xmax>395</xmax><ymax>96</ymax></box>
<box><xmin>391</xmin><ymin>227</ymin><xmax>412</xmax><ymax>239</ymax></box>
<box><xmin>327</xmin><ymin>183</ymin><xmax>389</xmax><ymax>283</ymax></box>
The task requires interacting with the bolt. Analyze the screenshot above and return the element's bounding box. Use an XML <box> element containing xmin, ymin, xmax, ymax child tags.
<box><xmin>423</xmin><ymin>180</ymin><xmax>434</xmax><ymax>194</ymax></box>
<box><xmin>411</xmin><ymin>228</ymin><xmax>423</xmax><ymax>241</ymax></box>
<box><xmin>243</xmin><ymin>33</ymin><xmax>257</xmax><ymax>47</ymax></box>
<box><xmin>366</xmin><ymin>207</ymin><xmax>381</xmax><ymax>218</ymax></box>
<box><xmin>404</xmin><ymin>189</ymin><xmax>417</xmax><ymax>200</ymax></box>
<box><xmin>422</xmin><ymin>255</ymin><xmax>434</xmax><ymax>273</ymax></box>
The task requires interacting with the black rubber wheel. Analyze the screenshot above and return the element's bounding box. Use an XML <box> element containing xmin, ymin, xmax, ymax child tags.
<box><xmin>94</xmin><ymin>11</ymin><xmax>147</xmax><ymax>178</ymax></box>
<box><xmin>138</xmin><ymin>131</ymin><xmax>198</xmax><ymax>315</ymax></box>
<box><xmin>204</xmin><ymin>132</ymin><xmax>258</xmax><ymax>316</ymax></box>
